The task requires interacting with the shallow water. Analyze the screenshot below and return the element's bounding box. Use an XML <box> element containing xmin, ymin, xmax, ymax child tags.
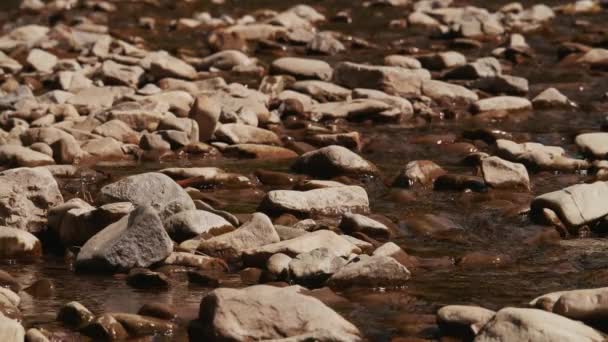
<box><xmin>2</xmin><ymin>0</ymin><xmax>608</xmax><ymax>340</ymax></box>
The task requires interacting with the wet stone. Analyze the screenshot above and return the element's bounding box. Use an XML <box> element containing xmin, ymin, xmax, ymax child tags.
<box><xmin>75</xmin><ymin>205</ymin><xmax>173</xmax><ymax>272</ymax></box>
<box><xmin>259</xmin><ymin>186</ymin><xmax>370</xmax><ymax>217</ymax></box>
<box><xmin>327</xmin><ymin>255</ymin><xmax>411</xmax><ymax>288</ymax></box>
<box><xmin>339</xmin><ymin>213</ymin><xmax>392</xmax><ymax>239</ymax></box>
<box><xmin>24</xmin><ymin>279</ymin><xmax>54</xmax><ymax>298</ymax></box>
<box><xmin>292</xmin><ymin>145</ymin><xmax>378</xmax><ymax>178</ymax></box>
<box><xmin>57</xmin><ymin>301</ymin><xmax>94</xmax><ymax>329</ymax></box>
<box><xmin>288</xmin><ymin>248</ymin><xmax>347</xmax><ymax>287</ymax></box>
<box><xmin>191</xmin><ymin>285</ymin><xmax>361</xmax><ymax>341</ymax></box>
<box><xmin>271</xmin><ymin>57</ymin><xmax>333</xmax><ymax>81</ymax></box>
<box><xmin>127</xmin><ymin>268</ymin><xmax>171</xmax><ymax>289</ymax></box>
<box><xmin>138</xmin><ymin>303</ymin><xmax>177</xmax><ymax>321</ymax></box>
<box><xmin>187</xmin><ymin>270</ymin><xmax>222</xmax><ymax>287</ymax></box>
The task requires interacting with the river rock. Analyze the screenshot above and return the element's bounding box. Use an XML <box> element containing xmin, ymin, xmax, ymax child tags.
<box><xmin>92</xmin><ymin>120</ymin><xmax>140</xmax><ymax>145</ymax></box>
<box><xmin>576</xmin><ymin>133</ymin><xmax>608</xmax><ymax>159</ymax></box>
<box><xmin>474</xmin><ymin>307</ymin><xmax>603</xmax><ymax>342</ymax></box>
<box><xmin>26</xmin><ymin>49</ymin><xmax>57</xmax><ymax>73</ymax></box>
<box><xmin>472</xmin><ymin>96</ymin><xmax>532</xmax><ymax>114</ymax></box>
<box><xmin>327</xmin><ymin>255</ymin><xmax>411</xmax><ymax>288</ymax></box>
<box><xmin>111</xmin><ymin>313</ymin><xmax>175</xmax><ymax>337</ymax></box>
<box><xmin>99</xmin><ymin>172</ymin><xmax>195</xmax><ymax>222</ymax></box>
<box><xmin>57</xmin><ymin>301</ymin><xmax>94</xmax><ymax>329</ymax></box>
<box><xmin>333</xmin><ymin>61</ymin><xmax>430</xmax><ymax>95</ymax></box>
<box><xmin>25</xmin><ymin>328</ymin><xmax>48</xmax><ymax>342</ymax></box>
<box><xmin>0</xmin><ymin>167</ymin><xmax>63</xmax><ymax>233</ymax></box>
<box><xmin>0</xmin><ymin>145</ymin><xmax>55</xmax><ymax>167</ymax></box>
<box><xmin>384</xmin><ymin>55</ymin><xmax>422</xmax><ymax>69</ymax></box>
<box><xmin>480</xmin><ymin>156</ymin><xmax>530</xmax><ymax>190</ymax></box>
<box><xmin>266</xmin><ymin>253</ymin><xmax>292</xmax><ymax>277</ymax></box>
<box><xmin>145</xmin><ymin>51</ymin><xmax>197</xmax><ymax>80</ymax></box>
<box><xmin>308</xmin><ymin>99</ymin><xmax>391</xmax><ymax>121</ymax></box>
<box><xmin>445</xmin><ymin>57</ymin><xmax>502</xmax><ymax>79</ymax></box>
<box><xmin>531</xmin><ymin>182</ymin><xmax>608</xmax><ymax>228</ymax></box>
<box><xmin>191</xmin><ymin>285</ymin><xmax>361</xmax><ymax>341</ymax></box>
<box><xmin>290</xmin><ymin>80</ymin><xmax>351</xmax><ymax>102</ymax></box>
<box><xmin>473</xmin><ymin>75</ymin><xmax>529</xmax><ymax>96</ymax></box>
<box><xmin>0</xmin><ymin>51</ymin><xmax>22</xmax><ymax>73</ymax></box>
<box><xmin>577</xmin><ymin>48</ymin><xmax>608</xmax><ymax>69</ymax></box>
<box><xmin>532</xmin><ymin>87</ymin><xmax>572</xmax><ymax>108</ymax></box>
<box><xmin>496</xmin><ymin>139</ymin><xmax>587</xmax><ymax>172</ymax></box>
<box><xmin>127</xmin><ymin>268</ymin><xmax>170</xmax><ymax>289</ymax></box>
<box><xmin>101</xmin><ymin>60</ymin><xmax>144</xmax><ymax>88</ymax></box>
<box><xmin>292</xmin><ymin>145</ymin><xmax>378</xmax><ymax>178</ymax></box>
<box><xmin>80</xmin><ymin>137</ymin><xmax>126</xmax><ymax>159</ymax></box>
<box><xmin>351</xmin><ymin>88</ymin><xmax>414</xmax><ymax>118</ymax></box>
<box><xmin>392</xmin><ymin>160</ymin><xmax>446</xmax><ymax>187</ymax></box>
<box><xmin>339</xmin><ymin>213</ymin><xmax>391</xmax><ymax>239</ymax></box>
<box><xmin>215</xmin><ymin>123</ymin><xmax>281</xmax><ymax>145</ymax></box>
<box><xmin>198</xmin><ymin>50</ymin><xmax>253</xmax><ymax>71</ymax></box>
<box><xmin>271</xmin><ymin>57</ymin><xmax>333</xmax><ymax>81</ymax></box>
<box><xmin>289</xmin><ymin>248</ymin><xmax>347</xmax><ymax>286</ymax></box>
<box><xmin>75</xmin><ymin>205</ymin><xmax>173</xmax><ymax>272</ymax></box>
<box><xmin>437</xmin><ymin>305</ymin><xmax>495</xmax><ymax>336</ymax></box>
<box><xmin>0</xmin><ymin>314</ymin><xmax>25</xmax><ymax>342</ymax></box>
<box><xmin>259</xmin><ymin>186</ymin><xmax>370</xmax><ymax>216</ymax></box>
<box><xmin>243</xmin><ymin>230</ymin><xmax>360</xmax><ymax>266</ymax></box>
<box><xmin>163</xmin><ymin>252</ymin><xmax>228</xmax><ymax>271</ymax></box>
<box><xmin>223</xmin><ymin>144</ymin><xmax>298</xmax><ymax>159</ymax></box>
<box><xmin>164</xmin><ymin>209</ymin><xmax>234</xmax><ymax>242</ymax></box>
<box><xmin>548</xmin><ymin>287</ymin><xmax>608</xmax><ymax>321</ymax></box>
<box><xmin>162</xmin><ymin>167</ymin><xmax>251</xmax><ymax>189</ymax></box>
<box><xmin>0</xmin><ymin>226</ymin><xmax>41</xmax><ymax>258</ymax></box>
<box><xmin>0</xmin><ymin>270</ymin><xmax>20</xmax><ymax>292</ymax></box>
<box><xmin>198</xmin><ymin>213</ymin><xmax>279</xmax><ymax>261</ymax></box>
<box><xmin>308</xmin><ymin>32</ymin><xmax>346</xmax><ymax>55</ymax></box>
<box><xmin>0</xmin><ymin>288</ymin><xmax>19</xmax><ymax>307</ymax></box>
<box><xmin>81</xmin><ymin>314</ymin><xmax>128</xmax><ymax>340</ymax></box>
<box><xmin>421</xmin><ymin>79</ymin><xmax>478</xmax><ymax>102</ymax></box>
<box><xmin>417</xmin><ymin>51</ymin><xmax>466</xmax><ymax>70</ymax></box>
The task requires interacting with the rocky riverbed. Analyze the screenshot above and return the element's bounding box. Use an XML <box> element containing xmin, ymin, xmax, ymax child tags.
<box><xmin>2</xmin><ymin>0</ymin><xmax>608</xmax><ymax>341</ymax></box>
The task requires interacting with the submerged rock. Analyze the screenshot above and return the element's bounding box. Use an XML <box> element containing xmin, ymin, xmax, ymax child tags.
<box><xmin>191</xmin><ymin>285</ymin><xmax>361</xmax><ymax>341</ymax></box>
